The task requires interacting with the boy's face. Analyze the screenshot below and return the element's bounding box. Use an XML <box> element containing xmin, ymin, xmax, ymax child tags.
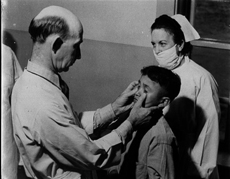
<box><xmin>134</xmin><ymin>75</ymin><xmax>164</xmax><ymax>108</ymax></box>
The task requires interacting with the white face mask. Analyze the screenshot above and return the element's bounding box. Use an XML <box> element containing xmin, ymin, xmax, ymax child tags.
<box><xmin>153</xmin><ymin>44</ymin><xmax>182</xmax><ymax>70</ymax></box>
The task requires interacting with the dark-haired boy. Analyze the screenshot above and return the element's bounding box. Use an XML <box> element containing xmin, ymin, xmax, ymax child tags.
<box><xmin>107</xmin><ymin>65</ymin><xmax>181</xmax><ymax>179</ymax></box>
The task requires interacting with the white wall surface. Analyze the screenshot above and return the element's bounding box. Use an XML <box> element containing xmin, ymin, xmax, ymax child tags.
<box><xmin>2</xmin><ymin>0</ymin><xmax>175</xmax><ymax>47</ymax></box>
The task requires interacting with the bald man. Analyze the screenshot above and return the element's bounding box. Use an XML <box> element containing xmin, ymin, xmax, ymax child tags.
<box><xmin>11</xmin><ymin>6</ymin><xmax>157</xmax><ymax>179</ymax></box>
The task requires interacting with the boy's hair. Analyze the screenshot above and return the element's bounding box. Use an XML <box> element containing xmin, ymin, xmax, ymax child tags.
<box><xmin>141</xmin><ymin>65</ymin><xmax>181</xmax><ymax>101</ymax></box>
<box><xmin>29</xmin><ymin>16</ymin><xmax>70</xmax><ymax>44</ymax></box>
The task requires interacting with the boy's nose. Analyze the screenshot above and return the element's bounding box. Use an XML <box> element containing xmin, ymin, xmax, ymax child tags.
<box><xmin>135</xmin><ymin>89</ymin><xmax>142</xmax><ymax>97</ymax></box>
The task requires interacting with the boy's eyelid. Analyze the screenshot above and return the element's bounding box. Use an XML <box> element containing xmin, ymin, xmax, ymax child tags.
<box><xmin>143</xmin><ymin>84</ymin><xmax>150</xmax><ymax>91</ymax></box>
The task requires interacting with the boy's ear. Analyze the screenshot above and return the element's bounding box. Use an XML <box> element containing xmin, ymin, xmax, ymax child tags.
<box><xmin>52</xmin><ymin>37</ymin><xmax>63</xmax><ymax>54</ymax></box>
<box><xmin>158</xmin><ymin>97</ymin><xmax>170</xmax><ymax>108</ymax></box>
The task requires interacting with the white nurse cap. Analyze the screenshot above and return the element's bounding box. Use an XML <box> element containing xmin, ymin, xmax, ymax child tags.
<box><xmin>171</xmin><ymin>14</ymin><xmax>200</xmax><ymax>42</ymax></box>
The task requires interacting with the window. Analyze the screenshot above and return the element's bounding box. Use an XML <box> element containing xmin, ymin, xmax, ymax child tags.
<box><xmin>176</xmin><ymin>0</ymin><xmax>230</xmax><ymax>49</ymax></box>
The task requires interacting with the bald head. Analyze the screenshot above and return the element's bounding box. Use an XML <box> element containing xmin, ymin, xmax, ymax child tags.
<box><xmin>35</xmin><ymin>6</ymin><xmax>75</xmax><ymax>20</ymax></box>
<box><xmin>29</xmin><ymin>6</ymin><xmax>83</xmax><ymax>44</ymax></box>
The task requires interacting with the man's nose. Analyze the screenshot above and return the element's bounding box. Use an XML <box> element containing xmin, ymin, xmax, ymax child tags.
<box><xmin>75</xmin><ymin>48</ymin><xmax>81</xmax><ymax>59</ymax></box>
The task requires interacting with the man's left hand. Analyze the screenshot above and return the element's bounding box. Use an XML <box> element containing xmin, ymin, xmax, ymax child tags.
<box><xmin>111</xmin><ymin>81</ymin><xmax>139</xmax><ymax>117</ymax></box>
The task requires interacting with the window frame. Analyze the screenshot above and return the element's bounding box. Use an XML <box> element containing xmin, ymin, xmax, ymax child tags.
<box><xmin>174</xmin><ymin>0</ymin><xmax>230</xmax><ymax>50</ymax></box>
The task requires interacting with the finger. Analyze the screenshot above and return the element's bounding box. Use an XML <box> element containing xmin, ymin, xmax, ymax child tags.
<box><xmin>148</xmin><ymin>106</ymin><xmax>159</xmax><ymax>113</ymax></box>
<box><xmin>124</xmin><ymin>81</ymin><xmax>139</xmax><ymax>93</ymax></box>
<box><xmin>125</xmin><ymin>81</ymin><xmax>140</xmax><ymax>96</ymax></box>
<box><xmin>144</xmin><ymin>116</ymin><xmax>152</xmax><ymax>122</ymax></box>
<box><xmin>129</xmin><ymin>81</ymin><xmax>139</xmax><ymax>89</ymax></box>
<box><xmin>126</xmin><ymin>101</ymin><xmax>135</xmax><ymax>109</ymax></box>
<box><xmin>149</xmin><ymin>106</ymin><xmax>159</xmax><ymax>111</ymax></box>
<box><xmin>125</xmin><ymin>86</ymin><xmax>138</xmax><ymax>97</ymax></box>
<box><xmin>134</xmin><ymin>93</ymin><xmax>146</xmax><ymax>107</ymax></box>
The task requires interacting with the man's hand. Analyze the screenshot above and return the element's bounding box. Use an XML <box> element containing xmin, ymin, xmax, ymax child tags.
<box><xmin>111</xmin><ymin>81</ymin><xmax>139</xmax><ymax>117</ymax></box>
<box><xmin>127</xmin><ymin>93</ymin><xmax>159</xmax><ymax>129</ymax></box>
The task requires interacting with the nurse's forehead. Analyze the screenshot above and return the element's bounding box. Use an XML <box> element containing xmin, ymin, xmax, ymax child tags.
<box><xmin>152</xmin><ymin>29</ymin><xmax>171</xmax><ymax>37</ymax></box>
<box><xmin>151</xmin><ymin>29</ymin><xmax>174</xmax><ymax>42</ymax></box>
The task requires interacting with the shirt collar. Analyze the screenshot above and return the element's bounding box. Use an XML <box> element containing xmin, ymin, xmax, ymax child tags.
<box><xmin>26</xmin><ymin>61</ymin><xmax>61</xmax><ymax>89</ymax></box>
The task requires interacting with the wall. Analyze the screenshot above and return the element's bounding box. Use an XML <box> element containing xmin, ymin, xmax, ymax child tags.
<box><xmin>2</xmin><ymin>0</ymin><xmax>174</xmax><ymax>111</ymax></box>
<box><xmin>2</xmin><ymin>0</ymin><xmax>230</xmax><ymax>171</ymax></box>
<box><xmin>2</xmin><ymin>0</ymin><xmax>174</xmax><ymax>47</ymax></box>
<box><xmin>3</xmin><ymin>28</ymin><xmax>156</xmax><ymax>111</ymax></box>
<box><xmin>2</xmin><ymin>0</ymin><xmax>229</xmax><ymax>113</ymax></box>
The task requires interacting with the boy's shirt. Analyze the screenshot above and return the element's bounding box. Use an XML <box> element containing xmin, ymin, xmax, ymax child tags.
<box><xmin>109</xmin><ymin>115</ymin><xmax>179</xmax><ymax>179</ymax></box>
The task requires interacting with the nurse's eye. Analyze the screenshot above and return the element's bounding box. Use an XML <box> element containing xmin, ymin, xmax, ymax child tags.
<box><xmin>151</xmin><ymin>42</ymin><xmax>156</xmax><ymax>48</ymax></box>
<box><xmin>160</xmin><ymin>42</ymin><xmax>167</xmax><ymax>47</ymax></box>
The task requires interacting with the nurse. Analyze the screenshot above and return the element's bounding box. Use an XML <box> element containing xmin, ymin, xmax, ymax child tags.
<box><xmin>150</xmin><ymin>14</ymin><xmax>220</xmax><ymax>179</ymax></box>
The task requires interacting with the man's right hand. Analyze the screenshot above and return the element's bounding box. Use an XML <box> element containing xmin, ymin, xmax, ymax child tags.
<box><xmin>127</xmin><ymin>93</ymin><xmax>158</xmax><ymax>129</ymax></box>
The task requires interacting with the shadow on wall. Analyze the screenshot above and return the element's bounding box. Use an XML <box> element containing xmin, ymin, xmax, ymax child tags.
<box><xmin>2</xmin><ymin>29</ymin><xmax>33</xmax><ymax>70</ymax></box>
<box><xmin>2</xmin><ymin>28</ymin><xmax>230</xmax><ymax>179</ymax></box>
<box><xmin>3</xmin><ymin>30</ymin><xmax>18</xmax><ymax>55</ymax></box>
<box><xmin>2</xmin><ymin>29</ymin><xmax>155</xmax><ymax>112</ymax></box>
<box><xmin>165</xmin><ymin>96</ymin><xmax>207</xmax><ymax>177</ymax></box>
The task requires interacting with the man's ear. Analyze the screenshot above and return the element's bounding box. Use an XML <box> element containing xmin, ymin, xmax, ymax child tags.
<box><xmin>52</xmin><ymin>37</ymin><xmax>63</xmax><ymax>54</ymax></box>
<box><xmin>158</xmin><ymin>97</ymin><xmax>170</xmax><ymax>108</ymax></box>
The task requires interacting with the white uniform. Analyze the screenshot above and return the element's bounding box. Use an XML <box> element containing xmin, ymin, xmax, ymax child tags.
<box><xmin>164</xmin><ymin>56</ymin><xmax>220</xmax><ymax>179</ymax></box>
<box><xmin>2</xmin><ymin>44</ymin><xmax>23</xmax><ymax>179</ymax></box>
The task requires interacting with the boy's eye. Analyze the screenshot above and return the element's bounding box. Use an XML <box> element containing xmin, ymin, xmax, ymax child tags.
<box><xmin>136</xmin><ymin>84</ymin><xmax>141</xmax><ymax>90</ymax></box>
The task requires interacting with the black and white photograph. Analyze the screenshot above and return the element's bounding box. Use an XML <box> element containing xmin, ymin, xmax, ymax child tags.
<box><xmin>2</xmin><ymin>0</ymin><xmax>230</xmax><ymax>179</ymax></box>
